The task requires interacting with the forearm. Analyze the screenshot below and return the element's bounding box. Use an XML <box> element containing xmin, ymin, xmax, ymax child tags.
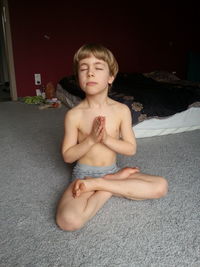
<box><xmin>62</xmin><ymin>136</ymin><xmax>94</xmax><ymax>163</ymax></box>
<box><xmin>103</xmin><ymin>135</ymin><xmax>136</xmax><ymax>156</ymax></box>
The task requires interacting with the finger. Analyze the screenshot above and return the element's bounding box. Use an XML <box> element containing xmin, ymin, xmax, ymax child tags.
<box><xmin>97</xmin><ymin>124</ymin><xmax>104</xmax><ymax>135</ymax></box>
<box><xmin>97</xmin><ymin>117</ymin><xmax>102</xmax><ymax>127</ymax></box>
<box><xmin>101</xmin><ymin>116</ymin><xmax>106</xmax><ymax>126</ymax></box>
<box><xmin>97</xmin><ymin>116</ymin><xmax>102</xmax><ymax>122</ymax></box>
<box><xmin>101</xmin><ymin>119</ymin><xmax>106</xmax><ymax>129</ymax></box>
<box><xmin>98</xmin><ymin>129</ymin><xmax>104</xmax><ymax>142</ymax></box>
<box><xmin>98</xmin><ymin>116</ymin><xmax>103</xmax><ymax>127</ymax></box>
<box><xmin>95</xmin><ymin>116</ymin><xmax>101</xmax><ymax>124</ymax></box>
<box><xmin>96</xmin><ymin>124</ymin><xmax>104</xmax><ymax>136</ymax></box>
<box><xmin>98</xmin><ymin>117</ymin><xmax>103</xmax><ymax>127</ymax></box>
<box><xmin>94</xmin><ymin>118</ymin><xmax>100</xmax><ymax>131</ymax></box>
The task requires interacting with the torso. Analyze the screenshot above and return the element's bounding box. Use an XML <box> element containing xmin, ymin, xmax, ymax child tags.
<box><xmin>74</xmin><ymin>98</ymin><xmax>122</xmax><ymax>166</ymax></box>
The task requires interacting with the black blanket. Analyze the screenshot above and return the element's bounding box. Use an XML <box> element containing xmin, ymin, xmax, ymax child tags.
<box><xmin>58</xmin><ymin>73</ymin><xmax>200</xmax><ymax>125</ymax></box>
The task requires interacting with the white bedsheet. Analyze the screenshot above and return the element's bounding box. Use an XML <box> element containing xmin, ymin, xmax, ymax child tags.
<box><xmin>134</xmin><ymin>107</ymin><xmax>200</xmax><ymax>138</ymax></box>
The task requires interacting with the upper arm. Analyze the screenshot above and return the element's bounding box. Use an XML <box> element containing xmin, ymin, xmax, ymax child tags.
<box><xmin>61</xmin><ymin>110</ymin><xmax>79</xmax><ymax>156</ymax></box>
<box><xmin>120</xmin><ymin>104</ymin><xmax>137</xmax><ymax>147</ymax></box>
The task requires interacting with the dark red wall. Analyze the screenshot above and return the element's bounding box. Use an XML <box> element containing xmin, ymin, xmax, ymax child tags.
<box><xmin>8</xmin><ymin>0</ymin><xmax>200</xmax><ymax>97</ymax></box>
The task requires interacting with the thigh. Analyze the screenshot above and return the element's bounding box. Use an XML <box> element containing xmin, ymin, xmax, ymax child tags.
<box><xmin>128</xmin><ymin>172</ymin><xmax>168</xmax><ymax>198</ymax></box>
<box><xmin>128</xmin><ymin>172</ymin><xmax>165</xmax><ymax>184</ymax></box>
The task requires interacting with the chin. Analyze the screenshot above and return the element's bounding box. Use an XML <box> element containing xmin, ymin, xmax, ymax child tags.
<box><xmin>87</xmin><ymin>87</ymin><xmax>108</xmax><ymax>95</ymax></box>
<box><xmin>85</xmin><ymin>89</ymin><xmax>101</xmax><ymax>95</ymax></box>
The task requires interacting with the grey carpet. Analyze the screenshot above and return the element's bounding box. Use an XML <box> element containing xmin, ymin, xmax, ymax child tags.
<box><xmin>0</xmin><ymin>101</ymin><xmax>200</xmax><ymax>267</ymax></box>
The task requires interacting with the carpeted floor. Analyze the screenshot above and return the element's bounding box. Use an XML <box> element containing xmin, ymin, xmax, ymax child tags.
<box><xmin>0</xmin><ymin>101</ymin><xmax>200</xmax><ymax>267</ymax></box>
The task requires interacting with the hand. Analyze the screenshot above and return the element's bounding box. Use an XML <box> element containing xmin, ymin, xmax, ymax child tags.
<box><xmin>89</xmin><ymin>116</ymin><xmax>104</xmax><ymax>144</ymax></box>
<box><xmin>99</xmin><ymin>116</ymin><xmax>108</xmax><ymax>143</ymax></box>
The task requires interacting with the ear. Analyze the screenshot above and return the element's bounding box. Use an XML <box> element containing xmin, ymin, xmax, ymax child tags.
<box><xmin>108</xmin><ymin>75</ymin><xmax>115</xmax><ymax>85</ymax></box>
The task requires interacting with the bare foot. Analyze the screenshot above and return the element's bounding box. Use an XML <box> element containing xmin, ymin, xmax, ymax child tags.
<box><xmin>103</xmin><ymin>167</ymin><xmax>140</xmax><ymax>180</ymax></box>
<box><xmin>72</xmin><ymin>177</ymin><xmax>97</xmax><ymax>198</ymax></box>
<box><xmin>72</xmin><ymin>179</ymin><xmax>86</xmax><ymax>198</ymax></box>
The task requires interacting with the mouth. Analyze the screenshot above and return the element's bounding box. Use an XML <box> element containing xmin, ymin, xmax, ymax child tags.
<box><xmin>86</xmin><ymin>82</ymin><xmax>97</xmax><ymax>86</ymax></box>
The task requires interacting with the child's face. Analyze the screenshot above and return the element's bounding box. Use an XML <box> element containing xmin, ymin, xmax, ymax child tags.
<box><xmin>78</xmin><ymin>55</ymin><xmax>114</xmax><ymax>95</ymax></box>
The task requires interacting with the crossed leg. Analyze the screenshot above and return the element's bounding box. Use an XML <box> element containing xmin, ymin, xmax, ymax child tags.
<box><xmin>56</xmin><ymin>181</ymin><xmax>112</xmax><ymax>231</ymax></box>
<box><xmin>56</xmin><ymin>168</ymin><xmax>168</xmax><ymax>231</ymax></box>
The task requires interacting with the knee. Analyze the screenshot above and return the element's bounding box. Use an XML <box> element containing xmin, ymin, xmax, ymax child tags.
<box><xmin>56</xmin><ymin>211</ymin><xmax>84</xmax><ymax>232</ymax></box>
<box><xmin>155</xmin><ymin>177</ymin><xmax>168</xmax><ymax>198</ymax></box>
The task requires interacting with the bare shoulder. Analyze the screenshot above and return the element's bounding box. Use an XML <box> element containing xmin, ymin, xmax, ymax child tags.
<box><xmin>118</xmin><ymin>102</ymin><xmax>130</xmax><ymax>113</ymax></box>
<box><xmin>109</xmin><ymin>98</ymin><xmax>130</xmax><ymax>115</ymax></box>
<box><xmin>64</xmin><ymin>102</ymin><xmax>84</xmax><ymax>124</ymax></box>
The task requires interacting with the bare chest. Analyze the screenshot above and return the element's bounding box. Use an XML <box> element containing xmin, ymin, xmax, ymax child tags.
<box><xmin>78</xmin><ymin>111</ymin><xmax>120</xmax><ymax>142</ymax></box>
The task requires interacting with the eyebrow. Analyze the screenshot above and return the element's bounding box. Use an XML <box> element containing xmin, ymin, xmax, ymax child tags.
<box><xmin>79</xmin><ymin>61</ymin><xmax>105</xmax><ymax>67</ymax></box>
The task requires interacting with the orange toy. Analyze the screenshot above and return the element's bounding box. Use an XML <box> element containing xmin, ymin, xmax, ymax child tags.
<box><xmin>45</xmin><ymin>82</ymin><xmax>55</xmax><ymax>99</ymax></box>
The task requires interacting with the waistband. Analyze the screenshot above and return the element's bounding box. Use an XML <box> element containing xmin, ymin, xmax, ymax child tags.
<box><xmin>72</xmin><ymin>162</ymin><xmax>120</xmax><ymax>180</ymax></box>
<box><xmin>75</xmin><ymin>162</ymin><xmax>118</xmax><ymax>172</ymax></box>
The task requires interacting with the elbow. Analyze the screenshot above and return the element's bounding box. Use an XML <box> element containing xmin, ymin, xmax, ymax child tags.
<box><xmin>62</xmin><ymin>149</ymin><xmax>76</xmax><ymax>164</ymax></box>
<box><xmin>63</xmin><ymin>156</ymin><xmax>75</xmax><ymax>164</ymax></box>
<box><xmin>63</xmin><ymin>158</ymin><xmax>74</xmax><ymax>164</ymax></box>
<box><xmin>133</xmin><ymin>146</ymin><xmax>137</xmax><ymax>155</ymax></box>
<box><xmin>62</xmin><ymin>153</ymin><xmax>75</xmax><ymax>164</ymax></box>
<box><xmin>127</xmin><ymin>150</ymin><xmax>136</xmax><ymax>156</ymax></box>
<box><xmin>131</xmin><ymin>150</ymin><xmax>136</xmax><ymax>156</ymax></box>
<box><xmin>127</xmin><ymin>145</ymin><xmax>137</xmax><ymax>156</ymax></box>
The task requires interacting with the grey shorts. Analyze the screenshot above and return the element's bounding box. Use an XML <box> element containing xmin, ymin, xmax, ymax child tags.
<box><xmin>72</xmin><ymin>162</ymin><xmax>120</xmax><ymax>180</ymax></box>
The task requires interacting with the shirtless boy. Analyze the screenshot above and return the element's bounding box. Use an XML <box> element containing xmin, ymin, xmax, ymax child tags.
<box><xmin>56</xmin><ymin>44</ymin><xmax>168</xmax><ymax>231</ymax></box>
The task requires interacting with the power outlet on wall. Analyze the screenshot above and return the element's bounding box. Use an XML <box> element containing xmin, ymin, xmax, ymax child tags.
<box><xmin>34</xmin><ymin>73</ymin><xmax>41</xmax><ymax>85</ymax></box>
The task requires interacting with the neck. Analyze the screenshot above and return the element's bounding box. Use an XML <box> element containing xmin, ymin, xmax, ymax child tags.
<box><xmin>85</xmin><ymin>91</ymin><xmax>109</xmax><ymax>108</ymax></box>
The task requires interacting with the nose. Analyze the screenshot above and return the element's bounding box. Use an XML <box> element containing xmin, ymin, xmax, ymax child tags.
<box><xmin>87</xmin><ymin>69</ymin><xmax>94</xmax><ymax>77</ymax></box>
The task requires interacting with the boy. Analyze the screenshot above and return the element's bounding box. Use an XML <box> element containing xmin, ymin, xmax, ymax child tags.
<box><xmin>56</xmin><ymin>44</ymin><xmax>168</xmax><ymax>231</ymax></box>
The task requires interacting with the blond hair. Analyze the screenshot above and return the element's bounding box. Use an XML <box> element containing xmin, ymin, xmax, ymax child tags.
<box><xmin>73</xmin><ymin>43</ymin><xmax>119</xmax><ymax>79</ymax></box>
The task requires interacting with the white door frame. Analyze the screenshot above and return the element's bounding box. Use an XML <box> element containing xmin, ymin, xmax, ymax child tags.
<box><xmin>1</xmin><ymin>0</ymin><xmax>17</xmax><ymax>100</ymax></box>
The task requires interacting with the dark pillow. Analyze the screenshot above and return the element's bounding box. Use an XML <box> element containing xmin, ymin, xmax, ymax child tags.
<box><xmin>58</xmin><ymin>75</ymin><xmax>85</xmax><ymax>99</ymax></box>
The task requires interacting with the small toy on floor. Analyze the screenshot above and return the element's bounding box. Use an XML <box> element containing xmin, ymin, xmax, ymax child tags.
<box><xmin>39</xmin><ymin>98</ymin><xmax>62</xmax><ymax>109</ymax></box>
